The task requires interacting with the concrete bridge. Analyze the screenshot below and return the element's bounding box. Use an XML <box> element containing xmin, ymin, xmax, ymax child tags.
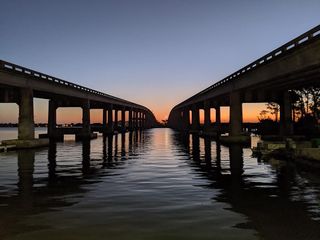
<box><xmin>168</xmin><ymin>25</ymin><xmax>320</xmax><ymax>142</ymax></box>
<box><xmin>0</xmin><ymin>60</ymin><xmax>157</xmax><ymax>142</ymax></box>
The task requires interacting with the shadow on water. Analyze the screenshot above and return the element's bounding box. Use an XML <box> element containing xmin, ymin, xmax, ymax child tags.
<box><xmin>0</xmin><ymin>131</ymin><xmax>144</xmax><ymax>239</ymax></box>
<box><xmin>174</xmin><ymin>132</ymin><xmax>320</xmax><ymax>240</ymax></box>
<box><xmin>0</xmin><ymin>129</ymin><xmax>319</xmax><ymax>240</ymax></box>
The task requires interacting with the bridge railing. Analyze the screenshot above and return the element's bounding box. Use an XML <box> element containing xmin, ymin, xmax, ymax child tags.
<box><xmin>175</xmin><ymin>24</ymin><xmax>320</xmax><ymax>109</ymax></box>
<box><xmin>0</xmin><ymin>59</ymin><xmax>147</xmax><ymax>110</ymax></box>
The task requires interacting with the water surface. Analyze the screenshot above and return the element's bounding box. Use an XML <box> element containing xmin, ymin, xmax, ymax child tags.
<box><xmin>0</xmin><ymin>128</ymin><xmax>319</xmax><ymax>240</ymax></box>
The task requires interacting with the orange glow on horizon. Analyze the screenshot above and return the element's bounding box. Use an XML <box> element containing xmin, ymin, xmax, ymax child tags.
<box><xmin>0</xmin><ymin>102</ymin><xmax>273</xmax><ymax>124</ymax></box>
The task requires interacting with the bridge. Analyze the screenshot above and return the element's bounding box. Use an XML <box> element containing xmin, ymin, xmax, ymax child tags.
<box><xmin>0</xmin><ymin>60</ymin><xmax>157</xmax><ymax>142</ymax></box>
<box><xmin>168</xmin><ymin>25</ymin><xmax>320</xmax><ymax>142</ymax></box>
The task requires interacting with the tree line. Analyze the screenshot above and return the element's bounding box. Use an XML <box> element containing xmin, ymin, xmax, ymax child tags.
<box><xmin>258</xmin><ymin>87</ymin><xmax>320</xmax><ymax>136</ymax></box>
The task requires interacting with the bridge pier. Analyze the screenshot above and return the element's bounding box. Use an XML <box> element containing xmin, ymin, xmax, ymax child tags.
<box><xmin>128</xmin><ymin>108</ymin><xmax>133</xmax><ymax>131</ymax></box>
<box><xmin>18</xmin><ymin>88</ymin><xmax>35</xmax><ymax>140</ymax></box>
<box><xmin>183</xmin><ymin>108</ymin><xmax>190</xmax><ymax>132</ymax></box>
<box><xmin>141</xmin><ymin>112</ymin><xmax>146</xmax><ymax>129</ymax></box>
<box><xmin>192</xmin><ymin>105</ymin><xmax>200</xmax><ymax>132</ymax></box>
<box><xmin>121</xmin><ymin>107</ymin><xmax>126</xmax><ymax>133</ymax></box>
<box><xmin>215</xmin><ymin>106</ymin><xmax>221</xmax><ymax>128</ymax></box>
<box><xmin>280</xmin><ymin>91</ymin><xmax>293</xmax><ymax>136</ymax></box>
<box><xmin>137</xmin><ymin>111</ymin><xmax>141</xmax><ymax>129</ymax></box>
<box><xmin>230</xmin><ymin>91</ymin><xmax>242</xmax><ymax>137</ymax></box>
<box><xmin>103</xmin><ymin>107</ymin><xmax>107</xmax><ymax>131</ymax></box>
<box><xmin>76</xmin><ymin>99</ymin><xmax>94</xmax><ymax>141</ymax></box>
<box><xmin>204</xmin><ymin>101</ymin><xmax>211</xmax><ymax>131</ymax></box>
<box><xmin>221</xmin><ymin>91</ymin><xmax>249</xmax><ymax>143</ymax></box>
<box><xmin>107</xmin><ymin>104</ymin><xmax>113</xmax><ymax>134</ymax></box>
<box><xmin>132</xmin><ymin>111</ymin><xmax>137</xmax><ymax>130</ymax></box>
<box><xmin>47</xmin><ymin>100</ymin><xmax>63</xmax><ymax>141</ymax></box>
<box><xmin>114</xmin><ymin>109</ymin><xmax>118</xmax><ymax>132</ymax></box>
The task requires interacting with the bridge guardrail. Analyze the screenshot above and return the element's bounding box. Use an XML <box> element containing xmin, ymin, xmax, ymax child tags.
<box><xmin>0</xmin><ymin>59</ymin><xmax>149</xmax><ymax>111</ymax></box>
<box><xmin>175</xmin><ymin>24</ymin><xmax>320</xmax><ymax>109</ymax></box>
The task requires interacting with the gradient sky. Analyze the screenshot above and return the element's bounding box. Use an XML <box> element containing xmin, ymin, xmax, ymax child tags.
<box><xmin>1</xmin><ymin>0</ymin><xmax>320</xmax><ymax>123</ymax></box>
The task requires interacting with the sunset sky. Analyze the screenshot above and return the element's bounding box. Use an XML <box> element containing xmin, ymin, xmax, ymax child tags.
<box><xmin>1</xmin><ymin>0</ymin><xmax>320</xmax><ymax>123</ymax></box>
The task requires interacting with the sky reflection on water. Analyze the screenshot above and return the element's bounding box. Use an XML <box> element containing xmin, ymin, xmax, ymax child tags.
<box><xmin>0</xmin><ymin>128</ymin><xmax>319</xmax><ymax>240</ymax></box>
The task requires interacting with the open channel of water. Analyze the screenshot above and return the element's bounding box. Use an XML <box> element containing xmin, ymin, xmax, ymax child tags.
<box><xmin>0</xmin><ymin>128</ymin><xmax>319</xmax><ymax>240</ymax></box>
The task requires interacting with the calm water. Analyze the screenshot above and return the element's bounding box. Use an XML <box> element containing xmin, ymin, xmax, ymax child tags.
<box><xmin>0</xmin><ymin>128</ymin><xmax>319</xmax><ymax>240</ymax></box>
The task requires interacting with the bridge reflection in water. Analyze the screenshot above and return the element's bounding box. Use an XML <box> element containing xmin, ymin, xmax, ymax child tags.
<box><xmin>0</xmin><ymin>129</ymin><xmax>319</xmax><ymax>240</ymax></box>
<box><xmin>174</xmin><ymin>132</ymin><xmax>320</xmax><ymax>240</ymax></box>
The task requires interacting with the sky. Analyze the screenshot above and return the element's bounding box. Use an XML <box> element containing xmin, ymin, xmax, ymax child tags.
<box><xmin>0</xmin><ymin>0</ymin><xmax>320</xmax><ymax>123</ymax></box>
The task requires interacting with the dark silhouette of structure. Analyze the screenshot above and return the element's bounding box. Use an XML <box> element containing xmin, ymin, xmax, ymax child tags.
<box><xmin>168</xmin><ymin>25</ymin><xmax>320</xmax><ymax>141</ymax></box>
<box><xmin>0</xmin><ymin>61</ymin><xmax>157</xmax><ymax>141</ymax></box>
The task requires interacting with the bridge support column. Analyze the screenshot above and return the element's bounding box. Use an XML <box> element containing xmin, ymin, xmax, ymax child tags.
<box><xmin>183</xmin><ymin>108</ymin><xmax>190</xmax><ymax>131</ymax></box>
<box><xmin>107</xmin><ymin>104</ymin><xmax>113</xmax><ymax>134</ymax></box>
<box><xmin>142</xmin><ymin>113</ymin><xmax>147</xmax><ymax>129</ymax></box>
<box><xmin>204</xmin><ymin>101</ymin><xmax>211</xmax><ymax>132</ymax></box>
<box><xmin>47</xmin><ymin>100</ymin><xmax>63</xmax><ymax>140</ymax></box>
<box><xmin>142</xmin><ymin>112</ymin><xmax>145</xmax><ymax>129</ymax></box>
<box><xmin>103</xmin><ymin>107</ymin><xmax>107</xmax><ymax>131</ymax></box>
<box><xmin>230</xmin><ymin>91</ymin><xmax>242</xmax><ymax>137</ymax></box>
<box><xmin>132</xmin><ymin>109</ymin><xmax>136</xmax><ymax>131</ymax></box>
<box><xmin>121</xmin><ymin>108</ymin><xmax>126</xmax><ymax>133</ymax></box>
<box><xmin>280</xmin><ymin>91</ymin><xmax>293</xmax><ymax>136</ymax></box>
<box><xmin>18</xmin><ymin>88</ymin><xmax>34</xmax><ymax>140</ymax></box>
<box><xmin>222</xmin><ymin>91</ymin><xmax>249</xmax><ymax>144</ymax></box>
<box><xmin>137</xmin><ymin>112</ymin><xmax>141</xmax><ymax>129</ymax></box>
<box><xmin>129</xmin><ymin>108</ymin><xmax>133</xmax><ymax>131</ymax></box>
<box><xmin>114</xmin><ymin>109</ymin><xmax>118</xmax><ymax>132</ymax></box>
<box><xmin>76</xmin><ymin>99</ymin><xmax>92</xmax><ymax>141</ymax></box>
<box><xmin>144</xmin><ymin>113</ymin><xmax>147</xmax><ymax>128</ymax></box>
<box><xmin>215</xmin><ymin>106</ymin><xmax>221</xmax><ymax>136</ymax></box>
<box><xmin>192</xmin><ymin>105</ymin><xmax>200</xmax><ymax>132</ymax></box>
<box><xmin>215</xmin><ymin>106</ymin><xmax>221</xmax><ymax>127</ymax></box>
<box><xmin>140</xmin><ymin>112</ymin><xmax>144</xmax><ymax>129</ymax></box>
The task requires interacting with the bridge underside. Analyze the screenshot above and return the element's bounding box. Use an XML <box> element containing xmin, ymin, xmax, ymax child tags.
<box><xmin>0</xmin><ymin>62</ymin><xmax>157</xmax><ymax>143</ymax></box>
<box><xmin>168</xmin><ymin>25</ymin><xmax>320</xmax><ymax>142</ymax></box>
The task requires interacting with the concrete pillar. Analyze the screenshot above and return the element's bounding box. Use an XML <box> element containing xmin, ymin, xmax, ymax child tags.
<box><xmin>121</xmin><ymin>108</ymin><xmax>126</xmax><ymax>132</ymax></box>
<box><xmin>18</xmin><ymin>88</ymin><xmax>34</xmax><ymax>140</ymax></box>
<box><xmin>48</xmin><ymin>100</ymin><xmax>57</xmax><ymax>137</ymax></box>
<box><xmin>137</xmin><ymin>111</ymin><xmax>141</xmax><ymax>129</ymax></box>
<box><xmin>81</xmin><ymin>99</ymin><xmax>91</xmax><ymax>137</ymax></box>
<box><xmin>141</xmin><ymin>112</ymin><xmax>145</xmax><ymax>129</ymax></box>
<box><xmin>107</xmin><ymin>104</ymin><xmax>113</xmax><ymax>133</ymax></box>
<box><xmin>114</xmin><ymin>109</ymin><xmax>118</xmax><ymax>131</ymax></box>
<box><xmin>280</xmin><ymin>91</ymin><xmax>293</xmax><ymax>136</ymax></box>
<box><xmin>183</xmin><ymin>108</ymin><xmax>190</xmax><ymax>131</ymax></box>
<box><xmin>129</xmin><ymin>108</ymin><xmax>133</xmax><ymax>131</ymax></box>
<box><xmin>192</xmin><ymin>104</ymin><xmax>200</xmax><ymax>131</ymax></box>
<box><xmin>204</xmin><ymin>101</ymin><xmax>211</xmax><ymax>131</ymax></box>
<box><xmin>215</xmin><ymin>106</ymin><xmax>221</xmax><ymax>126</ymax></box>
<box><xmin>103</xmin><ymin>108</ymin><xmax>107</xmax><ymax>129</ymax></box>
<box><xmin>132</xmin><ymin>111</ymin><xmax>135</xmax><ymax>129</ymax></box>
<box><xmin>229</xmin><ymin>91</ymin><xmax>242</xmax><ymax>136</ymax></box>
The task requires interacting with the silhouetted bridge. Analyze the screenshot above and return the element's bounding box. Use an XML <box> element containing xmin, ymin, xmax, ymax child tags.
<box><xmin>0</xmin><ymin>60</ymin><xmax>157</xmax><ymax>142</ymax></box>
<box><xmin>168</xmin><ymin>25</ymin><xmax>320</xmax><ymax>142</ymax></box>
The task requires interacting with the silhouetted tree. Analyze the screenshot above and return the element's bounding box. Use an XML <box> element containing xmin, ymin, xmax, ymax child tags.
<box><xmin>258</xmin><ymin>110</ymin><xmax>269</xmax><ymax>121</ymax></box>
<box><xmin>292</xmin><ymin>87</ymin><xmax>320</xmax><ymax>123</ymax></box>
<box><xmin>266</xmin><ymin>102</ymin><xmax>280</xmax><ymax>122</ymax></box>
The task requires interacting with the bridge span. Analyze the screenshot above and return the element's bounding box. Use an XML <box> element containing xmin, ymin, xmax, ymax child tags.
<box><xmin>0</xmin><ymin>60</ymin><xmax>157</xmax><ymax>142</ymax></box>
<box><xmin>168</xmin><ymin>25</ymin><xmax>320</xmax><ymax>142</ymax></box>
